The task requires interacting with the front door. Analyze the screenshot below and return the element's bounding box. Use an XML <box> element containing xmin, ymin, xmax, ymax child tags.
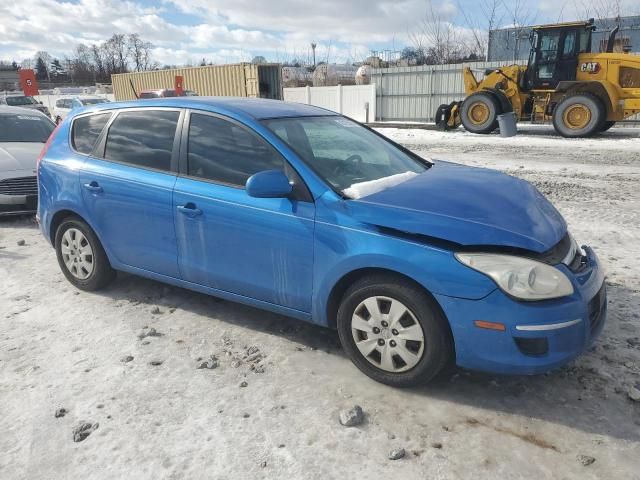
<box><xmin>79</xmin><ymin>108</ymin><xmax>183</xmax><ymax>277</ymax></box>
<box><xmin>173</xmin><ymin>111</ymin><xmax>315</xmax><ymax>313</ymax></box>
<box><xmin>529</xmin><ymin>28</ymin><xmax>581</xmax><ymax>89</ymax></box>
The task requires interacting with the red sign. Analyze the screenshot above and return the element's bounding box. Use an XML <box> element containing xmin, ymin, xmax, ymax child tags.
<box><xmin>175</xmin><ymin>76</ymin><xmax>184</xmax><ymax>96</ymax></box>
<box><xmin>19</xmin><ymin>69</ymin><xmax>39</xmax><ymax>96</ymax></box>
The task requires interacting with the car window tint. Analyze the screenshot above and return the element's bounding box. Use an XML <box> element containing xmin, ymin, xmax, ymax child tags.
<box><xmin>56</xmin><ymin>99</ymin><xmax>65</xmax><ymax>108</ymax></box>
<box><xmin>0</xmin><ymin>113</ymin><xmax>54</xmax><ymax>142</ymax></box>
<box><xmin>187</xmin><ymin>113</ymin><xmax>283</xmax><ymax>186</ymax></box>
<box><xmin>72</xmin><ymin>113</ymin><xmax>111</xmax><ymax>155</ymax></box>
<box><xmin>104</xmin><ymin>110</ymin><xmax>179</xmax><ymax>171</ymax></box>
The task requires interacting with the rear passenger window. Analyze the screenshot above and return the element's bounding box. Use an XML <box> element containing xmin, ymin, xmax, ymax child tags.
<box><xmin>72</xmin><ymin>113</ymin><xmax>111</xmax><ymax>155</ymax></box>
<box><xmin>187</xmin><ymin>113</ymin><xmax>283</xmax><ymax>186</ymax></box>
<box><xmin>104</xmin><ymin>110</ymin><xmax>179</xmax><ymax>172</ymax></box>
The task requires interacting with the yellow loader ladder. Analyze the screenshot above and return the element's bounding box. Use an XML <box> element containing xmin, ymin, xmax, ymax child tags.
<box><xmin>531</xmin><ymin>94</ymin><xmax>550</xmax><ymax>124</ymax></box>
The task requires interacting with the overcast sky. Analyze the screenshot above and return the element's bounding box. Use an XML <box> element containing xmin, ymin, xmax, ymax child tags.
<box><xmin>0</xmin><ymin>0</ymin><xmax>637</xmax><ymax>66</ymax></box>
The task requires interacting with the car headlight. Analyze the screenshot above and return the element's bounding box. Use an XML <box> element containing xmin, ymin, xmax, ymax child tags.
<box><xmin>455</xmin><ymin>253</ymin><xmax>574</xmax><ymax>300</ymax></box>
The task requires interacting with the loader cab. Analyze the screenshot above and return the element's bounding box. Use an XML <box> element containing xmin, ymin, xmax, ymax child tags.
<box><xmin>524</xmin><ymin>21</ymin><xmax>593</xmax><ymax>90</ymax></box>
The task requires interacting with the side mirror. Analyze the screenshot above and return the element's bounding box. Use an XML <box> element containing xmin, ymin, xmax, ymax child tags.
<box><xmin>246</xmin><ymin>170</ymin><xmax>293</xmax><ymax>198</ymax></box>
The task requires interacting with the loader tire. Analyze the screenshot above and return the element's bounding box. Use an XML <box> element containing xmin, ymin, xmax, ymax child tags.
<box><xmin>552</xmin><ymin>93</ymin><xmax>605</xmax><ymax>138</ymax></box>
<box><xmin>600</xmin><ymin>121</ymin><xmax>615</xmax><ymax>132</ymax></box>
<box><xmin>461</xmin><ymin>92</ymin><xmax>500</xmax><ymax>134</ymax></box>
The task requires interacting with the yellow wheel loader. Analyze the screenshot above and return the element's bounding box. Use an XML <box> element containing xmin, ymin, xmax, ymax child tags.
<box><xmin>436</xmin><ymin>20</ymin><xmax>640</xmax><ymax>137</ymax></box>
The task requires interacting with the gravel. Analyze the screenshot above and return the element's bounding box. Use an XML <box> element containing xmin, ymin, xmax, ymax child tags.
<box><xmin>339</xmin><ymin>405</ymin><xmax>364</xmax><ymax>427</ymax></box>
<box><xmin>72</xmin><ymin>422</ymin><xmax>98</xmax><ymax>442</ymax></box>
<box><xmin>388</xmin><ymin>448</ymin><xmax>405</xmax><ymax>460</ymax></box>
<box><xmin>138</xmin><ymin>328</ymin><xmax>163</xmax><ymax>340</ymax></box>
<box><xmin>577</xmin><ymin>455</ymin><xmax>596</xmax><ymax>466</ymax></box>
<box><xmin>54</xmin><ymin>408</ymin><xmax>67</xmax><ymax>418</ymax></box>
<box><xmin>628</xmin><ymin>386</ymin><xmax>640</xmax><ymax>402</ymax></box>
<box><xmin>197</xmin><ymin>355</ymin><xmax>219</xmax><ymax>370</ymax></box>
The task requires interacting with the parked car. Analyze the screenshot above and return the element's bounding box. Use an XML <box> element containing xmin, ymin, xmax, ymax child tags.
<box><xmin>138</xmin><ymin>89</ymin><xmax>197</xmax><ymax>98</ymax></box>
<box><xmin>52</xmin><ymin>96</ymin><xmax>110</xmax><ymax>124</ymax></box>
<box><xmin>0</xmin><ymin>106</ymin><xmax>55</xmax><ymax>215</ymax></box>
<box><xmin>37</xmin><ymin>98</ymin><xmax>606</xmax><ymax>387</ymax></box>
<box><xmin>0</xmin><ymin>94</ymin><xmax>51</xmax><ymax>117</ymax></box>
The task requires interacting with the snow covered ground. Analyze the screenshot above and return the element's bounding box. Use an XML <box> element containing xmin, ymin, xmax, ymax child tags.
<box><xmin>1</xmin><ymin>125</ymin><xmax>639</xmax><ymax>479</ymax></box>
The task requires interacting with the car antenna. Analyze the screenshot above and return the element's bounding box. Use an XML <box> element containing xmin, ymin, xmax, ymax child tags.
<box><xmin>129</xmin><ymin>79</ymin><xmax>139</xmax><ymax>99</ymax></box>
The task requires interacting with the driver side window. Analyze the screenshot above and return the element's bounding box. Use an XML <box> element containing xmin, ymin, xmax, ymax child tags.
<box><xmin>303</xmin><ymin>118</ymin><xmax>388</xmax><ymax>165</ymax></box>
<box><xmin>187</xmin><ymin>113</ymin><xmax>283</xmax><ymax>187</ymax></box>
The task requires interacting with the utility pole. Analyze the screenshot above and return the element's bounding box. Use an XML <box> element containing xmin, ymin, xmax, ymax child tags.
<box><xmin>311</xmin><ymin>43</ymin><xmax>317</xmax><ymax>67</ymax></box>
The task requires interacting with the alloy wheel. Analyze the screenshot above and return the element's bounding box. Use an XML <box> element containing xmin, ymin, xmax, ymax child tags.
<box><xmin>60</xmin><ymin>228</ymin><xmax>94</xmax><ymax>280</ymax></box>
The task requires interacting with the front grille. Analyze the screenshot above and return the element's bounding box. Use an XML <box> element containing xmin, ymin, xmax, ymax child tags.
<box><xmin>0</xmin><ymin>176</ymin><xmax>38</xmax><ymax>196</ymax></box>
<box><xmin>588</xmin><ymin>283</ymin><xmax>607</xmax><ymax>333</ymax></box>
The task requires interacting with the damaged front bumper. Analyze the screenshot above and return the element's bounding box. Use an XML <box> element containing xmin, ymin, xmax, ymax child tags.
<box><xmin>435</xmin><ymin>246</ymin><xmax>606</xmax><ymax>375</ymax></box>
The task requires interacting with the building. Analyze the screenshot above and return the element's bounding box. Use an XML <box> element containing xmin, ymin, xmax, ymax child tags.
<box><xmin>0</xmin><ymin>67</ymin><xmax>19</xmax><ymax>91</ymax></box>
<box><xmin>488</xmin><ymin>16</ymin><xmax>640</xmax><ymax>61</ymax></box>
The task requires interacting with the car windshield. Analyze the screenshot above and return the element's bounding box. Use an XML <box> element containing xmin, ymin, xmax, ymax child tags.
<box><xmin>263</xmin><ymin>116</ymin><xmax>429</xmax><ymax>195</ymax></box>
<box><xmin>81</xmin><ymin>98</ymin><xmax>108</xmax><ymax>105</ymax></box>
<box><xmin>0</xmin><ymin>113</ymin><xmax>55</xmax><ymax>142</ymax></box>
<box><xmin>5</xmin><ymin>96</ymin><xmax>37</xmax><ymax>106</ymax></box>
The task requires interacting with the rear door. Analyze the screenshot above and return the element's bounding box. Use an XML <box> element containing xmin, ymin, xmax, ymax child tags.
<box><xmin>77</xmin><ymin>108</ymin><xmax>183</xmax><ymax>277</ymax></box>
<box><xmin>173</xmin><ymin>111</ymin><xmax>315</xmax><ymax>312</ymax></box>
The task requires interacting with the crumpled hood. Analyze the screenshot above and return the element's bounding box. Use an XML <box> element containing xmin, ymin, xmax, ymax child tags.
<box><xmin>346</xmin><ymin>161</ymin><xmax>566</xmax><ymax>253</ymax></box>
<box><xmin>0</xmin><ymin>143</ymin><xmax>41</xmax><ymax>173</ymax></box>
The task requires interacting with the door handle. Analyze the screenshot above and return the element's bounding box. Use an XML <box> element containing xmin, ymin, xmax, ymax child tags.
<box><xmin>83</xmin><ymin>181</ymin><xmax>103</xmax><ymax>193</ymax></box>
<box><xmin>177</xmin><ymin>203</ymin><xmax>202</xmax><ymax>217</ymax></box>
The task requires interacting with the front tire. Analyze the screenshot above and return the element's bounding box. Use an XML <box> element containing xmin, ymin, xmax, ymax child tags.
<box><xmin>552</xmin><ymin>93</ymin><xmax>605</xmax><ymax>138</ymax></box>
<box><xmin>55</xmin><ymin>217</ymin><xmax>115</xmax><ymax>291</ymax></box>
<box><xmin>461</xmin><ymin>92</ymin><xmax>500</xmax><ymax>134</ymax></box>
<box><xmin>337</xmin><ymin>275</ymin><xmax>453</xmax><ymax>387</ymax></box>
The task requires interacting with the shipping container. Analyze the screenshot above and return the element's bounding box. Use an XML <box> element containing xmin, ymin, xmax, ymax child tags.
<box><xmin>112</xmin><ymin>63</ymin><xmax>282</xmax><ymax>101</ymax></box>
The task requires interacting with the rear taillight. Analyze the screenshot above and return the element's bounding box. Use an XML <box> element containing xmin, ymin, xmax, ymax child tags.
<box><xmin>37</xmin><ymin>123</ymin><xmax>61</xmax><ymax>173</ymax></box>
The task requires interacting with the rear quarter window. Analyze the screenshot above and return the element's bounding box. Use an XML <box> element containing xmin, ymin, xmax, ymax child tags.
<box><xmin>103</xmin><ymin>110</ymin><xmax>180</xmax><ymax>172</ymax></box>
<box><xmin>72</xmin><ymin>113</ymin><xmax>112</xmax><ymax>155</ymax></box>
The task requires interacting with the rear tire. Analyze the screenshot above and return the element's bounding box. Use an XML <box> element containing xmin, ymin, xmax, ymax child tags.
<box><xmin>600</xmin><ymin>120</ymin><xmax>615</xmax><ymax>132</ymax></box>
<box><xmin>461</xmin><ymin>92</ymin><xmax>500</xmax><ymax>134</ymax></box>
<box><xmin>55</xmin><ymin>217</ymin><xmax>115</xmax><ymax>291</ymax></box>
<box><xmin>336</xmin><ymin>275</ymin><xmax>453</xmax><ymax>387</ymax></box>
<box><xmin>552</xmin><ymin>93</ymin><xmax>605</xmax><ymax>138</ymax></box>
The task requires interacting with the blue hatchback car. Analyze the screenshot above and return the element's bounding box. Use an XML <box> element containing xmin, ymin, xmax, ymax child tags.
<box><xmin>37</xmin><ymin>98</ymin><xmax>606</xmax><ymax>386</ymax></box>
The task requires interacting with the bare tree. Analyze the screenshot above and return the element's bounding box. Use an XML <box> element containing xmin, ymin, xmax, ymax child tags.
<box><xmin>128</xmin><ymin>34</ymin><xmax>154</xmax><ymax>72</ymax></box>
<box><xmin>503</xmin><ymin>0</ymin><xmax>538</xmax><ymax>61</ymax></box>
<box><xmin>457</xmin><ymin>0</ymin><xmax>505</xmax><ymax>60</ymax></box>
<box><xmin>409</xmin><ymin>1</ymin><xmax>471</xmax><ymax>64</ymax></box>
<box><xmin>103</xmin><ymin>34</ymin><xmax>129</xmax><ymax>74</ymax></box>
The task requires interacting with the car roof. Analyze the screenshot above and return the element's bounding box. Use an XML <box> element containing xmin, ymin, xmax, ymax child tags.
<box><xmin>83</xmin><ymin>97</ymin><xmax>337</xmax><ymax>120</ymax></box>
<box><xmin>57</xmin><ymin>95</ymin><xmax>105</xmax><ymax>100</ymax></box>
<box><xmin>0</xmin><ymin>105</ymin><xmax>49</xmax><ymax>116</ymax></box>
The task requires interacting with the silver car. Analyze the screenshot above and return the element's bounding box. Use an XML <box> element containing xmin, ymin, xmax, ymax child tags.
<box><xmin>0</xmin><ymin>94</ymin><xmax>51</xmax><ymax>117</ymax></box>
<box><xmin>0</xmin><ymin>106</ymin><xmax>55</xmax><ymax>215</ymax></box>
